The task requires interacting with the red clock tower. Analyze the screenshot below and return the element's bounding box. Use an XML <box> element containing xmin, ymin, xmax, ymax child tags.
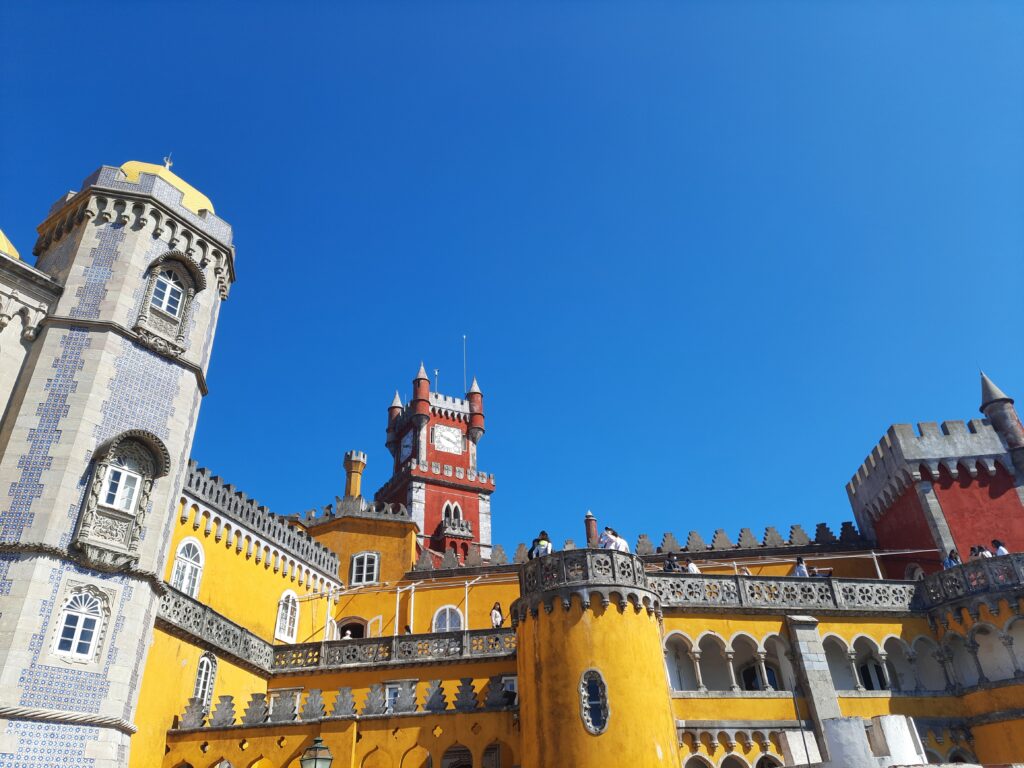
<box><xmin>375</xmin><ymin>364</ymin><xmax>495</xmax><ymax>562</ymax></box>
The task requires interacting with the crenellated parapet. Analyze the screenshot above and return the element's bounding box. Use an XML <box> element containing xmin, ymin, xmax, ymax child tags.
<box><xmin>183</xmin><ymin>460</ymin><xmax>340</xmax><ymax>576</ymax></box>
<box><xmin>510</xmin><ymin>549</ymin><xmax>660</xmax><ymax>622</ymax></box>
<box><xmin>846</xmin><ymin>420</ymin><xmax>1012</xmax><ymax>527</ymax></box>
<box><xmin>33</xmin><ymin>165</ymin><xmax>235</xmax><ymax>298</ymax></box>
<box><xmin>631</xmin><ymin>520</ymin><xmax>866</xmax><ymax>557</ymax></box>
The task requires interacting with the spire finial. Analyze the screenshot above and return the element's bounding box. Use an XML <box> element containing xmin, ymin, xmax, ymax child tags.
<box><xmin>163</xmin><ymin>152</ymin><xmax>173</xmax><ymax>170</ymax></box>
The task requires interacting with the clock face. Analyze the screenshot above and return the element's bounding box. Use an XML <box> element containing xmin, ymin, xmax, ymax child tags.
<box><xmin>400</xmin><ymin>431</ymin><xmax>413</xmax><ymax>461</ymax></box>
<box><xmin>433</xmin><ymin>424</ymin><xmax>463</xmax><ymax>455</ymax></box>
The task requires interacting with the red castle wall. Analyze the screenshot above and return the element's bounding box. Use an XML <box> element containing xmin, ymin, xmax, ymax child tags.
<box><xmin>932</xmin><ymin>464</ymin><xmax>1024</xmax><ymax>556</ymax></box>
<box><xmin>872</xmin><ymin>486</ymin><xmax>941</xmax><ymax>578</ymax></box>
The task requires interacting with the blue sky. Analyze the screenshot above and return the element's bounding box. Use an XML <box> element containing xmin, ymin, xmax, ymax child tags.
<box><xmin>2</xmin><ymin>1</ymin><xmax>1022</xmax><ymax>553</ymax></box>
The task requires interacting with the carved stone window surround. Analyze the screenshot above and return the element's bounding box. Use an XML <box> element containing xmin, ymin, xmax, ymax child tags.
<box><xmin>134</xmin><ymin>252</ymin><xmax>206</xmax><ymax>359</ymax></box>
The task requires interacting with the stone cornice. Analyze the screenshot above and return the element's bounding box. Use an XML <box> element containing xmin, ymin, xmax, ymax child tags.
<box><xmin>0</xmin><ymin>705</ymin><xmax>136</xmax><ymax>736</ymax></box>
<box><xmin>0</xmin><ymin>541</ymin><xmax>167</xmax><ymax>596</ymax></box>
<box><xmin>40</xmin><ymin>316</ymin><xmax>209</xmax><ymax>395</ymax></box>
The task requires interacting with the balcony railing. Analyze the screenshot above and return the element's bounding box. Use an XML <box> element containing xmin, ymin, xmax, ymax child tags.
<box><xmin>272</xmin><ymin>628</ymin><xmax>517</xmax><ymax>672</ymax></box>
<box><xmin>438</xmin><ymin>518</ymin><xmax>474</xmax><ymax>538</ymax></box>
<box><xmin>920</xmin><ymin>553</ymin><xmax>1024</xmax><ymax>608</ymax></box>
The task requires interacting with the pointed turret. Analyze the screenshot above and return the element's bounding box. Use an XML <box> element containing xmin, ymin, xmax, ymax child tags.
<box><xmin>390</xmin><ymin>390</ymin><xmax>403</xmax><ymax>408</ymax></box>
<box><xmin>411</xmin><ymin>362</ymin><xmax>431</xmax><ymax>426</ymax></box>
<box><xmin>979</xmin><ymin>372</ymin><xmax>1024</xmax><ymax>462</ymax></box>
<box><xmin>981</xmin><ymin>371</ymin><xmax>1013</xmax><ymax>411</ymax></box>
<box><xmin>466</xmin><ymin>377</ymin><xmax>485</xmax><ymax>444</ymax></box>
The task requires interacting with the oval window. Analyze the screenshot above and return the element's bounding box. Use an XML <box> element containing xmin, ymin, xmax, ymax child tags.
<box><xmin>579</xmin><ymin>669</ymin><xmax>609</xmax><ymax>734</ymax></box>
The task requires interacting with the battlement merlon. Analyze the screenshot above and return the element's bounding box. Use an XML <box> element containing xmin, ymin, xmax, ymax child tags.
<box><xmin>845</xmin><ymin>419</ymin><xmax>1014</xmax><ymax>528</ymax></box>
<box><xmin>33</xmin><ymin>165</ymin><xmax>236</xmax><ymax>289</ymax></box>
<box><xmin>183</xmin><ymin>460</ymin><xmax>340</xmax><ymax>577</ymax></box>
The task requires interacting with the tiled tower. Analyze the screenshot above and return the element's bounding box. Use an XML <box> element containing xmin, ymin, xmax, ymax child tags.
<box><xmin>377</xmin><ymin>365</ymin><xmax>495</xmax><ymax>561</ymax></box>
<box><xmin>0</xmin><ymin>162</ymin><xmax>234</xmax><ymax>766</ymax></box>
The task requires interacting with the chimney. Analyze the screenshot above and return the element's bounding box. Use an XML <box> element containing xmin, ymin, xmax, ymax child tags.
<box><xmin>584</xmin><ymin>510</ymin><xmax>599</xmax><ymax>549</ymax></box>
<box><xmin>344</xmin><ymin>450</ymin><xmax>368</xmax><ymax>498</ymax></box>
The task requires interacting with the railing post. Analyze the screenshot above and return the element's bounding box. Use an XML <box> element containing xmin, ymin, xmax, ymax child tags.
<box><xmin>735</xmin><ymin>575</ymin><xmax>746</xmax><ymax>607</ymax></box>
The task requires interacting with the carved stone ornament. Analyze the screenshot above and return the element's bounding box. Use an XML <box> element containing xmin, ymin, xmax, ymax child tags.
<box><xmin>73</xmin><ymin>432</ymin><xmax>169</xmax><ymax>570</ymax></box>
<box><xmin>133</xmin><ymin>254</ymin><xmax>202</xmax><ymax>361</ymax></box>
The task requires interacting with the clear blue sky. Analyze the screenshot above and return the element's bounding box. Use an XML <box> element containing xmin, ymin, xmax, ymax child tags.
<box><xmin>2</xmin><ymin>1</ymin><xmax>1022</xmax><ymax>553</ymax></box>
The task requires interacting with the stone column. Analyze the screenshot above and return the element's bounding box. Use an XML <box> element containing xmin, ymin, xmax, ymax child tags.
<box><xmin>936</xmin><ymin>649</ymin><xmax>957</xmax><ymax>692</ymax></box>
<box><xmin>1000</xmin><ymin>633</ymin><xmax>1024</xmax><ymax>677</ymax></box>
<box><xmin>785</xmin><ymin>615</ymin><xmax>844</xmax><ymax>759</ymax></box>
<box><xmin>756</xmin><ymin>652</ymin><xmax>774</xmax><ymax>691</ymax></box>
<box><xmin>966</xmin><ymin>642</ymin><xmax>988</xmax><ymax>685</ymax></box>
<box><xmin>876</xmin><ymin>653</ymin><xmax>893</xmax><ymax>691</ymax></box>
<box><xmin>724</xmin><ymin>651</ymin><xmax>740</xmax><ymax>691</ymax></box>
<box><xmin>689</xmin><ymin>650</ymin><xmax>707</xmax><ymax>692</ymax></box>
<box><xmin>906</xmin><ymin>652</ymin><xmax>923</xmax><ymax>692</ymax></box>
<box><xmin>847</xmin><ymin>652</ymin><xmax>865</xmax><ymax>691</ymax></box>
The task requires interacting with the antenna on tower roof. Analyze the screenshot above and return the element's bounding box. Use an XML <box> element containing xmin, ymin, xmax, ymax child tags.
<box><xmin>463</xmin><ymin>334</ymin><xmax>467</xmax><ymax>393</ymax></box>
<box><xmin>163</xmin><ymin>153</ymin><xmax>173</xmax><ymax>170</ymax></box>
<box><xmin>433</xmin><ymin>368</ymin><xmax>439</xmax><ymax>390</ymax></box>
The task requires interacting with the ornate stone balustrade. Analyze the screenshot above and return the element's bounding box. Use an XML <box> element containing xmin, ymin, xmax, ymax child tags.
<box><xmin>272</xmin><ymin>629</ymin><xmax>517</xmax><ymax>672</ymax></box>
<box><xmin>512</xmin><ymin>549</ymin><xmax>661</xmax><ymax>622</ymax></box>
<box><xmin>921</xmin><ymin>554</ymin><xmax>1024</xmax><ymax>610</ymax></box>
<box><xmin>438</xmin><ymin>518</ymin><xmax>474</xmax><ymax>538</ymax></box>
<box><xmin>649</xmin><ymin>574</ymin><xmax>917</xmax><ymax>615</ymax></box>
<box><xmin>157</xmin><ymin>588</ymin><xmax>275</xmax><ymax>674</ymax></box>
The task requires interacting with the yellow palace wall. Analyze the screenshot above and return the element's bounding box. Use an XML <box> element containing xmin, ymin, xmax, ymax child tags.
<box><xmin>131</xmin><ymin>627</ymin><xmax>269</xmax><ymax>768</ymax></box>
<box><xmin>169</xmin><ymin>500</ymin><xmax>329</xmax><ymax>643</ymax></box>
<box><xmin>310</xmin><ymin>516</ymin><xmax>418</xmax><ymax>585</ymax></box>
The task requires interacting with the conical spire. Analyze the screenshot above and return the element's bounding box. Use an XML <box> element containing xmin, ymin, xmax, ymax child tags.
<box><xmin>390</xmin><ymin>390</ymin><xmax>402</xmax><ymax>408</ymax></box>
<box><xmin>415</xmin><ymin>362</ymin><xmax>429</xmax><ymax>381</ymax></box>
<box><xmin>980</xmin><ymin>371</ymin><xmax>1013</xmax><ymax>412</ymax></box>
<box><xmin>468</xmin><ymin>377</ymin><xmax>481</xmax><ymax>394</ymax></box>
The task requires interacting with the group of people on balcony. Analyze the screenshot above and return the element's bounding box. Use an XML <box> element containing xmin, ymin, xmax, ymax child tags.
<box><xmin>943</xmin><ymin>540</ymin><xmax>1010</xmax><ymax>569</ymax></box>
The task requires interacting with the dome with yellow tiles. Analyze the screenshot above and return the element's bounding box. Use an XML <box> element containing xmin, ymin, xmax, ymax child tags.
<box><xmin>0</xmin><ymin>227</ymin><xmax>20</xmax><ymax>260</ymax></box>
<box><xmin>119</xmin><ymin>161</ymin><xmax>215</xmax><ymax>215</ymax></box>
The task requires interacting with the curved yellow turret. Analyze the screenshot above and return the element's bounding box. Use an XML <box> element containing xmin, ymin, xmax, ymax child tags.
<box><xmin>0</xmin><ymin>227</ymin><xmax>20</xmax><ymax>260</ymax></box>
<box><xmin>119</xmin><ymin>161</ymin><xmax>215</xmax><ymax>215</ymax></box>
<box><xmin>513</xmin><ymin>550</ymin><xmax>678</xmax><ymax>767</ymax></box>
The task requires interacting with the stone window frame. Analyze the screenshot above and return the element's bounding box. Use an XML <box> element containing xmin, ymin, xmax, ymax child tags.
<box><xmin>350</xmin><ymin>551</ymin><xmax>381</xmax><ymax>586</ymax></box>
<box><xmin>275</xmin><ymin>589</ymin><xmax>300</xmax><ymax>643</ymax></box>
<box><xmin>171</xmin><ymin>537</ymin><xmax>205</xmax><ymax>598</ymax></box>
<box><xmin>442</xmin><ymin>502</ymin><xmax>463</xmax><ymax>521</ymax></box>
<box><xmin>74</xmin><ymin>430</ymin><xmax>171</xmax><ymax>570</ymax></box>
<box><xmin>134</xmin><ymin>251</ymin><xmax>207</xmax><ymax>359</ymax></box>
<box><xmin>432</xmin><ymin>604</ymin><xmax>463</xmax><ymax>633</ymax></box>
<box><xmin>47</xmin><ymin>582</ymin><xmax>116</xmax><ymax>670</ymax></box>
<box><xmin>579</xmin><ymin>668</ymin><xmax>610</xmax><ymax>735</ymax></box>
<box><xmin>193</xmin><ymin>652</ymin><xmax>218</xmax><ymax>713</ymax></box>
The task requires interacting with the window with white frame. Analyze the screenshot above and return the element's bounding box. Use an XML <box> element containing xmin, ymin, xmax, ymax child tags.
<box><xmin>350</xmin><ymin>552</ymin><xmax>380</xmax><ymax>585</ymax></box>
<box><xmin>171</xmin><ymin>539</ymin><xmax>204</xmax><ymax>597</ymax></box>
<box><xmin>55</xmin><ymin>590</ymin><xmax>105</xmax><ymax>660</ymax></box>
<box><xmin>275</xmin><ymin>591</ymin><xmax>299</xmax><ymax>642</ymax></box>
<box><xmin>193</xmin><ymin>653</ymin><xmax>217</xmax><ymax>712</ymax></box>
<box><xmin>151</xmin><ymin>268</ymin><xmax>185</xmax><ymax>317</ymax></box>
<box><xmin>442</xmin><ymin>502</ymin><xmax>462</xmax><ymax>521</ymax></box>
<box><xmin>501</xmin><ymin>675</ymin><xmax>519</xmax><ymax>706</ymax></box>
<box><xmin>385</xmin><ymin>683</ymin><xmax>401</xmax><ymax>714</ymax></box>
<box><xmin>579</xmin><ymin>669</ymin><xmax>609</xmax><ymax>735</ymax></box>
<box><xmin>100</xmin><ymin>461</ymin><xmax>142</xmax><ymax>513</ymax></box>
<box><xmin>432</xmin><ymin>605</ymin><xmax>463</xmax><ymax>632</ymax></box>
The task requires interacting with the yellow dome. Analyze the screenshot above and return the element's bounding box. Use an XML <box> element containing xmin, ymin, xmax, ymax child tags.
<box><xmin>119</xmin><ymin>161</ymin><xmax>215</xmax><ymax>215</ymax></box>
<box><xmin>0</xmin><ymin>227</ymin><xmax>20</xmax><ymax>260</ymax></box>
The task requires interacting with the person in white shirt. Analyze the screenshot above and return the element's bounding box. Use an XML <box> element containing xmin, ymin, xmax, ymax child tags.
<box><xmin>993</xmin><ymin>539</ymin><xmax>1010</xmax><ymax>557</ymax></box>
<box><xmin>793</xmin><ymin>557</ymin><xmax>810</xmax><ymax>578</ymax></box>
<box><xmin>491</xmin><ymin>602</ymin><xmax>504</xmax><ymax>628</ymax></box>
<box><xmin>684</xmin><ymin>558</ymin><xmax>701</xmax><ymax>574</ymax></box>
<box><xmin>599</xmin><ymin>527</ymin><xmax>616</xmax><ymax>549</ymax></box>
<box><xmin>613</xmin><ymin>532</ymin><xmax>630</xmax><ymax>553</ymax></box>
<box><xmin>529</xmin><ymin>532</ymin><xmax>553</xmax><ymax>559</ymax></box>
<box><xmin>977</xmin><ymin>544</ymin><xmax>993</xmax><ymax>558</ymax></box>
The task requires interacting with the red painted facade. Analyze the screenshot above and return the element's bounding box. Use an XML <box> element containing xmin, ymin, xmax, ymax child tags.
<box><xmin>932</xmin><ymin>464</ymin><xmax>1024</xmax><ymax>557</ymax></box>
<box><xmin>871</xmin><ymin>486</ymin><xmax>939</xmax><ymax>578</ymax></box>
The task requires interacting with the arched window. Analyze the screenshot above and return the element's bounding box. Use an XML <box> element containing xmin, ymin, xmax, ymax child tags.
<box><xmin>171</xmin><ymin>539</ymin><xmax>204</xmax><ymax>597</ymax></box>
<box><xmin>432</xmin><ymin>605</ymin><xmax>463</xmax><ymax>632</ymax></box>
<box><xmin>579</xmin><ymin>669</ymin><xmax>609</xmax><ymax>735</ymax></box>
<box><xmin>740</xmin><ymin>663</ymin><xmax>780</xmax><ymax>691</ymax></box>
<box><xmin>442</xmin><ymin>502</ymin><xmax>463</xmax><ymax>521</ymax></box>
<box><xmin>275</xmin><ymin>591</ymin><xmax>299</xmax><ymax>642</ymax></box>
<box><xmin>151</xmin><ymin>269</ymin><xmax>185</xmax><ymax>317</ymax></box>
<box><xmin>75</xmin><ymin>430</ymin><xmax>169</xmax><ymax>570</ymax></box>
<box><xmin>55</xmin><ymin>590</ymin><xmax>105</xmax><ymax>660</ymax></box>
<box><xmin>193</xmin><ymin>653</ymin><xmax>217</xmax><ymax>712</ymax></box>
<box><xmin>350</xmin><ymin>552</ymin><xmax>380</xmax><ymax>585</ymax></box>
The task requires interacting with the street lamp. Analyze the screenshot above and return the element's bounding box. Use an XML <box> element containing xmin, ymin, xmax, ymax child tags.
<box><xmin>299</xmin><ymin>737</ymin><xmax>333</xmax><ymax>768</ymax></box>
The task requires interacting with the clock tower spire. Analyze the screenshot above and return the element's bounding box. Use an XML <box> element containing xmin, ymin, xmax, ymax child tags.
<box><xmin>377</xmin><ymin>363</ymin><xmax>495</xmax><ymax>562</ymax></box>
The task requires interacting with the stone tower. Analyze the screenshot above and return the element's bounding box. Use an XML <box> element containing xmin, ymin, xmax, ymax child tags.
<box><xmin>377</xmin><ymin>365</ymin><xmax>494</xmax><ymax>561</ymax></box>
<box><xmin>0</xmin><ymin>162</ymin><xmax>234</xmax><ymax>766</ymax></box>
<box><xmin>512</xmin><ymin>549</ymin><xmax>678</xmax><ymax>767</ymax></box>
